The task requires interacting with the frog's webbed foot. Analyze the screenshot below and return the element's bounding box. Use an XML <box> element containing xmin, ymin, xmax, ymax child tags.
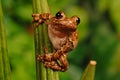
<box><xmin>36</xmin><ymin>41</ymin><xmax>71</xmax><ymax>72</ymax></box>
<box><xmin>43</xmin><ymin>54</ymin><xmax>68</xmax><ymax>72</ymax></box>
<box><xmin>37</xmin><ymin>47</ymin><xmax>52</xmax><ymax>62</ymax></box>
<box><xmin>44</xmin><ymin>61</ymin><xmax>62</xmax><ymax>71</ymax></box>
<box><xmin>37</xmin><ymin>52</ymin><xmax>62</xmax><ymax>71</ymax></box>
<box><xmin>37</xmin><ymin>54</ymin><xmax>44</xmax><ymax>62</ymax></box>
<box><xmin>37</xmin><ymin>48</ymin><xmax>68</xmax><ymax>72</ymax></box>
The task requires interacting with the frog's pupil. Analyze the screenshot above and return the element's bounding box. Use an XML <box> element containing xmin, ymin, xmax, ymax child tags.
<box><xmin>76</xmin><ymin>17</ymin><xmax>80</xmax><ymax>25</ymax></box>
<box><xmin>56</xmin><ymin>12</ymin><xmax>63</xmax><ymax>19</ymax></box>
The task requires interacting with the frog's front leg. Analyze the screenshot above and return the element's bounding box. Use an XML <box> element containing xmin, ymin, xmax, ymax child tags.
<box><xmin>32</xmin><ymin>13</ymin><xmax>52</xmax><ymax>27</ymax></box>
<box><xmin>32</xmin><ymin>14</ymin><xmax>41</xmax><ymax>27</ymax></box>
<box><xmin>60</xmin><ymin>40</ymin><xmax>74</xmax><ymax>53</ymax></box>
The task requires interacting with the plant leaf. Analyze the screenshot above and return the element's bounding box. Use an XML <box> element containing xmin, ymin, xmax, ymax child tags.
<box><xmin>80</xmin><ymin>60</ymin><xmax>96</xmax><ymax>80</ymax></box>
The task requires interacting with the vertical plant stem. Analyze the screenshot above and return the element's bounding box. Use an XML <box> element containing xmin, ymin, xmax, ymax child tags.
<box><xmin>32</xmin><ymin>0</ymin><xmax>43</xmax><ymax>80</ymax></box>
<box><xmin>0</xmin><ymin>0</ymin><xmax>11</xmax><ymax>80</ymax></box>
<box><xmin>32</xmin><ymin>0</ymin><xmax>59</xmax><ymax>80</ymax></box>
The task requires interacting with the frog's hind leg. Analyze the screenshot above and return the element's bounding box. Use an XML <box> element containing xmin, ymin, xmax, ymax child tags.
<box><xmin>58</xmin><ymin>54</ymin><xmax>68</xmax><ymax>72</ymax></box>
<box><xmin>44</xmin><ymin>61</ymin><xmax>62</xmax><ymax>71</ymax></box>
<box><xmin>43</xmin><ymin>53</ymin><xmax>68</xmax><ymax>72</ymax></box>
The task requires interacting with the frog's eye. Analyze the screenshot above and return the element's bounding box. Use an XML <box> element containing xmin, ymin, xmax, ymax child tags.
<box><xmin>72</xmin><ymin>16</ymin><xmax>80</xmax><ymax>25</ymax></box>
<box><xmin>76</xmin><ymin>17</ymin><xmax>80</xmax><ymax>25</ymax></box>
<box><xmin>56</xmin><ymin>11</ymin><xmax>64</xmax><ymax>19</ymax></box>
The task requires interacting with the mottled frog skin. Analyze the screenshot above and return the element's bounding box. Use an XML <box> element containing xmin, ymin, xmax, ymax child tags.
<box><xmin>32</xmin><ymin>11</ymin><xmax>80</xmax><ymax>71</ymax></box>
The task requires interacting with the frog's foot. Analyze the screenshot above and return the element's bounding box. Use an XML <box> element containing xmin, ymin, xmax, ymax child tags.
<box><xmin>37</xmin><ymin>52</ymin><xmax>68</xmax><ymax>72</ymax></box>
<box><xmin>42</xmin><ymin>47</ymin><xmax>49</xmax><ymax>54</ymax></box>
<box><xmin>43</xmin><ymin>53</ymin><xmax>68</xmax><ymax>72</ymax></box>
<box><xmin>37</xmin><ymin>54</ymin><xmax>44</xmax><ymax>62</ymax></box>
<box><xmin>43</xmin><ymin>60</ymin><xmax>68</xmax><ymax>72</ymax></box>
<box><xmin>37</xmin><ymin>53</ymin><xmax>53</xmax><ymax>62</ymax></box>
<box><xmin>32</xmin><ymin>13</ymin><xmax>52</xmax><ymax>27</ymax></box>
<box><xmin>36</xmin><ymin>47</ymin><xmax>52</xmax><ymax>61</ymax></box>
<box><xmin>44</xmin><ymin>61</ymin><xmax>62</xmax><ymax>71</ymax></box>
<box><xmin>32</xmin><ymin>14</ymin><xmax>43</xmax><ymax>27</ymax></box>
<box><xmin>37</xmin><ymin>53</ymin><xmax>62</xmax><ymax>71</ymax></box>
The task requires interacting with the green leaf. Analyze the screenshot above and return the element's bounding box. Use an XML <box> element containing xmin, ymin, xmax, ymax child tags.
<box><xmin>110</xmin><ymin>0</ymin><xmax>120</xmax><ymax>34</ymax></box>
<box><xmin>0</xmin><ymin>0</ymin><xmax>11</xmax><ymax>80</ymax></box>
<box><xmin>80</xmin><ymin>60</ymin><xmax>96</xmax><ymax>80</ymax></box>
<box><xmin>97</xmin><ymin>0</ymin><xmax>110</xmax><ymax>13</ymax></box>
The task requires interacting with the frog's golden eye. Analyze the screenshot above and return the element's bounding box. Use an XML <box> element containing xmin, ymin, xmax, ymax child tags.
<box><xmin>56</xmin><ymin>11</ymin><xmax>64</xmax><ymax>19</ymax></box>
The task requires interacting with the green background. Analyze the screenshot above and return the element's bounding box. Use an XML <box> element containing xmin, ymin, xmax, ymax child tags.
<box><xmin>1</xmin><ymin>0</ymin><xmax>120</xmax><ymax>80</ymax></box>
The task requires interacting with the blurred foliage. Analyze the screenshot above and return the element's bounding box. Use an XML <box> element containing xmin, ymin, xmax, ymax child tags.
<box><xmin>1</xmin><ymin>0</ymin><xmax>120</xmax><ymax>80</ymax></box>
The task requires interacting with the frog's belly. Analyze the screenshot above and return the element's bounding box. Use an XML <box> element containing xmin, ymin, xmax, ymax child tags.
<box><xmin>48</xmin><ymin>26</ymin><xmax>67</xmax><ymax>49</ymax></box>
<box><xmin>50</xmin><ymin>36</ymin><xmax>66</xmax><ymax>49</ymax></box>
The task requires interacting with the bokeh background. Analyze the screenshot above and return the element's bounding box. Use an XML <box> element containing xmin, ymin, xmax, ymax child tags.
<box><xmin>1</xmin><ymin>0</ymin><xmax>120</xmax><ymax>80</ymax></box>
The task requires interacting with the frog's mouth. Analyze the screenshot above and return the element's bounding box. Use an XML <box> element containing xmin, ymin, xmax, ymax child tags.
<box><xmin>55</xmin><ymin>23</ymin><xmax>77</xmax><ymax>32</ymax></box>
<box><xmin>52</xmin><ymin>20</ymin><xmax>77</xmax><ymax>32</ymax></box>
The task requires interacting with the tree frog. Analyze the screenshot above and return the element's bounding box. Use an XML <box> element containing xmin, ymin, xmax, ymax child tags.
<box><xmin>32</xmin><ymin>11</ymin><xmax>80</xmax><ymax>71</ymax></box>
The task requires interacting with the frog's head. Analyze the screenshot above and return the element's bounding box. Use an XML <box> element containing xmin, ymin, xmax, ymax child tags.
<box><xmin>52</xmin><ymin>11</ymin><xmax>80</xmax><ymax>32</ymax></box>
